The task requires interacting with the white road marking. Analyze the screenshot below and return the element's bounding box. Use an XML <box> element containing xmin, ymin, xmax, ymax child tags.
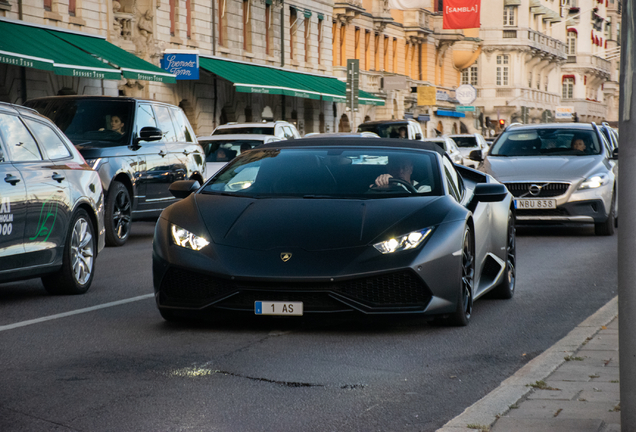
<box><xmin>0</xmin><ymin>294</ymin><xmax>154</xmax><ymax>332</ymax></box>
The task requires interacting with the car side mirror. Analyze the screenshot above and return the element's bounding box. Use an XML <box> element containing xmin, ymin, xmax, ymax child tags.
<box><xmin>169</xmin><ymin>180</ymin><xmax>201</xmax><ymax>199</ymax></box>
<box><xmin>415</xmin><ymin>133</ymin><xmax>422</xmax><ymax>140</ymax></box>
<box><xmin>137</xmin><ymin>126</ymin><xmax>163</xmax><ymax>143</ymax></box>
<box><xmin>611</xmin><ymin>147</ymin><xmax>618</xmax><ymax>160</ymax></box>
<box><xmin>472</xmin><ymin>183</ymin><xmax>508</xmax><ymax>203</ymax></box>
<box><xmin>469</xmin><ymin>149</ymin><xmax>483</xmax><ymax>162</ymax></box>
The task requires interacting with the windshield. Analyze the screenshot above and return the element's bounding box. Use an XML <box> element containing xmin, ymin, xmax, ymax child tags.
<box><xmin>201</xmin><ymin>148</ymin><xmax>442</xmax><ymax>199</ymax></box>
<box><xmin>490</xmin><ymin>128</ymin><xmax>602</xmax><ymax>156</ymax></box>
<box><xmin>450</xmin><ymin>136</ymin><xmax>478</xmax><ymax>148</ymax></box>
<box><xmin>26</xmin><ymin>99</ymin><xmax>133</xmax><ymax>145</ymax></box>
<box><xmin>357</xmin><ymin>123</ymin><xmax>409</xmax><ymax>139</ymax></box>
<box><xmin>213</xmin><ymin>127</ymin><xmax>275</xmax><ymax>135</ymax></box>
<box><xmin>201</xmin><ymin>139</ymin><xmax>263</xmax><ymax>162</ymax></box>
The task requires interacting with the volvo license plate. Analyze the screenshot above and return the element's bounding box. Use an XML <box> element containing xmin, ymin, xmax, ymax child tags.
<box><xmin>515</xmin><ymin>199</ymin><xmax>557</xmax><ymax>209</ymax></box>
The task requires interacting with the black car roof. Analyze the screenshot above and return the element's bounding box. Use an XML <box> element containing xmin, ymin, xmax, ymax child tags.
<box><xmin>260</xmin><ymin>137</ymin><xmax>446</xmax><ymax>156</ymax></box>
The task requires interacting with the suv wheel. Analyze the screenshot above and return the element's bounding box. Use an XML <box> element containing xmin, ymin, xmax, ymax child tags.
<box><xmin>105</xmin><ymin>181</ymin><xmax>132</xmax><ymax>246</ymax></box>
<box><xmin>594</xmin><ymin>191</ymin><xmax>616</xmax><ymax>236</ymax></box>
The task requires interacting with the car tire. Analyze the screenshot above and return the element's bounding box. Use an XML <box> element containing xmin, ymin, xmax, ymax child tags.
<box><xmin>41</xmin><ymin>209</ymin><xmax>96</xmax><ymax>295</ymax></box>
<box><xmin>491</xmin><ymin>210</ymin><xmax>516</xmax><ymax>299</ymax></box>
<box><xmin>594</xmin><ymin>191</ymin><xmax>616</xmax><ymax>236</ymax></box>
<box><xmin>447</xmin><ymin>226</ymin><xmax>474</xmax><ymax>326</ymax></box>
<box><xmin>105</xmin><ymin>181</ymin><xmax>132</xmax><ymax>246</ymax></box>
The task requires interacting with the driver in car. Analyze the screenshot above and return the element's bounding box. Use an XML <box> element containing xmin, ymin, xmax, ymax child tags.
<box><xmin>373</xmin><ymin>156</ymin><xmax>431</xmax><ymax>192</ymax></box>
<box><xmin>99</xmin><ymin>114</ymin><xmax>125</xmax><ymax>135</ymax></box>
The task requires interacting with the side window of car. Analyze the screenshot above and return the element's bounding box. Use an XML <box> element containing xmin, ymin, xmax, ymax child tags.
<box><xmin>154</xmin><ymin>105</ymin><xmax>178</xmax><ymax>142</ymax></box>
<box><xmin>24</xmin><ymin>119</ymin><xmax>72</xmax><ymax>160</ymax></box>
<box><xmin>171</xmin><ymin>108</ymin><xmax>194</xmax><ymax>143</ymax></box>
<box><xmin>442</xmin><ymin>156</ymin><xmax>462</xmax><ymax>201</ymax></box>
<box><xmin>0</xmin><ymin>115</ymin><xmax>42</xmax><ymax>162</ymax></box>
<box><xmin>136</xmin><ymin>104</ymin><xmax>158</xmax><ymax>134</ymax></box>
<box><xmin>283</xmin><ymin>126</ymin><xmax>294</xmax><ymax>139</ymax></box>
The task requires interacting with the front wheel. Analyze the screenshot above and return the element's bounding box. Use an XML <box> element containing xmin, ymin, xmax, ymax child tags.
<box><xmin>105</xmin><ymin>181</ymin><xmax>132</xmax><ymax>246</ymax></box>
<box><xmin>446</xmin><ymin>226</ymin><xmax>474</xmax><ymax>326</ymax></box>
<box><xmin>491</xmin><ymin>210</ymin><xmax>516</xmax><ymax>299</ymax></box>
<box><xmin>42</xmin><ymin>209</ymin><xmax>96</xmax><ymax>295</ymax></box>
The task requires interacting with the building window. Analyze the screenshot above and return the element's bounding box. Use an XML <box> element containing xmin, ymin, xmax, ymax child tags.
<box><xmin>528</xmin><ymin>71</ymin><xmax>532</xmax><ymax>88</ymax></box>
<box><xmin>186</xmin><ymin>0</ymin><xmax>192</xmax><ymax>38</ymax></box>
<box><xmin>545</xmin><ymin>76</ymin><xmax>549</xmax><ymax>92</ymax></box>
<box><xmin>461</xmin><ymin>65</ymin><xmax>478</xmax><ymax>85</ymax></box>
<box><xmin>562</xmin><ymin>77</ymin><xmax>574</xmax><ymax>99</ymax></box>
<box><xmin>605</xmin><ymin>18</ymin><xmax>612</xmax><ymax>39</ymax></box>
<box><xmin>567</xmin><ymin>32</ymin><xmax>577</xmax><ymax>55</ymax></box>
<box><xmin>170</xmin><ymin>0</ymin><xmax>176</xmax><ymax>36</ymax></box>
<box><xmin>243</xmin><ymin>0</ymin><xmax>252</xmax><ymax>51</ymax></box>
<box><xmin>317</xmin><ymin>18</ymin><xmax>323</xmax><ymax>63</ymax></box>
<box><xmin>365</xmin><ymin>30</ymin><xmax>370</xmax><ymax>70</ymax></box>
<box><xmin>305</xmin><ymin>17</ymin><xmax>310</xmax><ymax>62</ymax></box>
<box><xmin>503</xmin><ymin>6</ymin><xmax>516</xmax><ymax>26</ymax></box>
<box><xmin>265</xmin><ymin>4</ymin><xmax>272</xmax><ymax>55</ymax></box>
<box><xmin>290</xmin><ymin>7</ymin><xmax>297</xmax><ymax>60</ymax></box>
<box><xmin>219</xmin><ymin>0</ymin><xmax>227</xmax><ymax>47</ymax></box>
<box><xmin>496</xmin><ymin>55</ymin><xmax>509</xmax><ymax>86</ymax></box>
<box><xmin>69</xmin><ymin>0</ymin><xmax>76</xmax><ymax>16</ymax></box>
<box><xmin>354</xmin><ymin>27</ymin><xmax>360</xmax><ymax>60</ymax></box>
<box><xmin>44</xmin><ymin>0</ymin><xmax>51</xmax><ymax>11</ymax></box>
<box><xmin>536</xmin><ymin>75</ymin><xmax>541</xmax><ymax>90</ymax></box>
<box><xmin>393</xmin><ymin>37</ymin><xmax>397</xmax><ymax>73</ymax></box>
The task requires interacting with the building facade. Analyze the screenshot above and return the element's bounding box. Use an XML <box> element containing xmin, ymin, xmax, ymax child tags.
<box><xmin>469</xmin><ymin>0</ymin><xmax>619</xmax><ymax>136</ymax></box>
<box><xmin>332</xmin><ymin>0</ymin><xmax>481</xmax><ymax>137</ymax></box>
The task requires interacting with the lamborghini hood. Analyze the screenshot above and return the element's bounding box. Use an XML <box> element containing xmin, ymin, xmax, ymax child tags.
<box><xmin>194</xmin><ymin>194</ymin><xmax>444</xmax><ymax>251</ymax></box>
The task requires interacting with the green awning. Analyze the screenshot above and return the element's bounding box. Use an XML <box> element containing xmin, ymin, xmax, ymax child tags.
<box><xmin>49</xmin><ymin>30</ymin><xmax>177</xmax><ymax>83</ymax></box>
<box><xmin>199</xmin><ymin>56</ymin><xmax>384</xmax><ymax>106</ymax></box>
<box><xmin>0</xmin><ymin>19</ymin><xmax>121</xmax><ymax>80</ymax></box>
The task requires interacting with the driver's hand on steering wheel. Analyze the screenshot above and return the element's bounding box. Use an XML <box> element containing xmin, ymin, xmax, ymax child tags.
<box><xmin>372</xmin><ymin>174</ymin><xmax>393</xmax><ymax>188</ymax></box>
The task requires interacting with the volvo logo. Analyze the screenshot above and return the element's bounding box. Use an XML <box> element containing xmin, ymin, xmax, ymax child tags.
<box><xmin>528</xmin><ymin>184</ymin><xmax>543</xmax><ymax>196</ymax></box>
<box><xmin>280</xmin><ymin>252</ymin><xmax>292</xmax><ymax>262</ymax></box>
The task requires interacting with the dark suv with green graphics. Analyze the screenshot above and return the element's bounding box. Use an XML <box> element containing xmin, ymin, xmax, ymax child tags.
<box><xmin>25</xmin><ymin>96</ymin><xmax>206</xmax><ymax>246</ymax></box>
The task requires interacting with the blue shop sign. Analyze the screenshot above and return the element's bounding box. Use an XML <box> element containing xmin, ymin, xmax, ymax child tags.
<box><xmin>161</xmin><ymin>52</ymin><xmax>199</xmax><ymax>80</ymax></box>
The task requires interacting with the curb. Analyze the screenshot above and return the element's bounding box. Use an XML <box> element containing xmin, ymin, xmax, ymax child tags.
<box><xmin>436</xmin><ymin>295</ymin><xmax>619</xmax><ymax>432</ymax></box>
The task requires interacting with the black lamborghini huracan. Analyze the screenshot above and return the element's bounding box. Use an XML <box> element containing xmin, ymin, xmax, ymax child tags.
<box><xmin>152</xmin><ymin>138</ymin><xmax>516</xmax><ymax>326</ymax></box>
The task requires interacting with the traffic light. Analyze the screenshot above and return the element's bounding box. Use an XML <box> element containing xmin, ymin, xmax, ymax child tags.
<box><xmin>573</xmin><ymin>112</ymin><xmax>579</xmax><ymax>122</ymax></box>
<box><xmin>499</xmin><ymin>119</ymin><xmax>506</xmax><ymax>126</ymax></box>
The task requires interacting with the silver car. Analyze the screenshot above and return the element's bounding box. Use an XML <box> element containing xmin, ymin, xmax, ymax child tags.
<box><xmin>470</xmin><ymin>123</ymin><xmax>618</xmax><ymax>235</ymax></box>
<box><xmin>197</xmin><ymin>134</ymin><xmax>282</xmax><ymax>179</ymax></box>
<box><xmin>421</xmin><ymin>137</ymin><xmax>464</xmax><ymax>165</ymax></box>
<box><xmin>447</xmin><ymin>133</ymin><xmax>489</xmax><ymax>168</ymax></box>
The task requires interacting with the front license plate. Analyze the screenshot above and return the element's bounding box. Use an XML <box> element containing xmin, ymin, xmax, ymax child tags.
<box><xmin>515</xmin><ymin>199</ymin><xmax>557</xmax><ymax>209</ymax></box>
<box><xmin>255</xmin><ymin>301</ymin><xmax>303</xmax><ymax>316</ymax></box>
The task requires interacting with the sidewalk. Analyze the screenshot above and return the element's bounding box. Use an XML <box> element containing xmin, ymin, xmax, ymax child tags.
<box><xmin>438</xmin><ymin>296</ymin><xmax>619</xmax><ymax>432</ymax></box>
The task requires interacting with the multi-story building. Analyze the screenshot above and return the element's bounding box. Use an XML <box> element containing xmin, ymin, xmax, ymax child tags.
<box><xmin>469</xmin><ymin>0</ymin><xmax>619</xmax><ymax>135</ymax></box>
<box><xmin>602</xmin><ymin>0</ymin><xmax>621</xmax><ymax>125</ymax></box>
<box><xmin>0</xmin><ymin>0</ymin><xmax>376</xmax><ymax>135</ymax></box>
<box><xmin>332</xmin><ymin>0</ymin><xmax>481</xmax><ymax>136</ymax></box>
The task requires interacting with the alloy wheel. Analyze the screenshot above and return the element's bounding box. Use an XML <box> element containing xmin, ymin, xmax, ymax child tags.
<box><xmin>113</xmin><ymin>189</ymin><xmax>132</xmax><ymax>240</ymax></box>
<box><xmin>70</xmin><ymin>217</ymin><xmax>94</xmax><ymax>285</ymax></box>
<box><xmin>461</xmin><ymin>231</ymin><xmax>474</xmax><ymax>320</ymax></box>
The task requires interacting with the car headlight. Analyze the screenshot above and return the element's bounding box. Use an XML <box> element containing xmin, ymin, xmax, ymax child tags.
<box><xmin>85</xmin><ymin>158</ymin><xmax>103</xmax><ymax>170</ymax></box>
<box><xmin>373</xmin><ymin>228</ymin><xmax>432</xmax><ymax>254</ymax></box>
<box><xmin>579</xmin><ymin>173</ymin><xmax>610</xmax><ymax>190</ymax></box>
<box><xmin>171</xmin><ymin>224</ymin><xmax>210</xmax><ymax>251</ymax></box>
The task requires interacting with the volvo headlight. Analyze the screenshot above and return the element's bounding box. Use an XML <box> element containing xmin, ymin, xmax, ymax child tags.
<box><xmin>171</xmin><ymin>224</ymin><xmax>210</xmax><ymax>251</ymax></box>
<box><xmin>579</xmin><ymin>173</ymin><xmax>609</xmax><ymax>190</ymax></box>
<box><xmin>373</xmin><ymin>228</ymin><xmax>432</xmax><ymax>254</ymax></box>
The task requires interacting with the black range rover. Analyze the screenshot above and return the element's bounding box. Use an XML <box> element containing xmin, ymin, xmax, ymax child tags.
<box><xmin>25</xmin><ymin>96</ymin><xmax>206</xmax><ymax>246</ymax></box>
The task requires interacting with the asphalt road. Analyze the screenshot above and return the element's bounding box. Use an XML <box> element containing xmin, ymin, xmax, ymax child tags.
<box><xmin>0</xmin><ymin>221</ymin><xmax>618</xmax><ymax>432</ymax></box>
